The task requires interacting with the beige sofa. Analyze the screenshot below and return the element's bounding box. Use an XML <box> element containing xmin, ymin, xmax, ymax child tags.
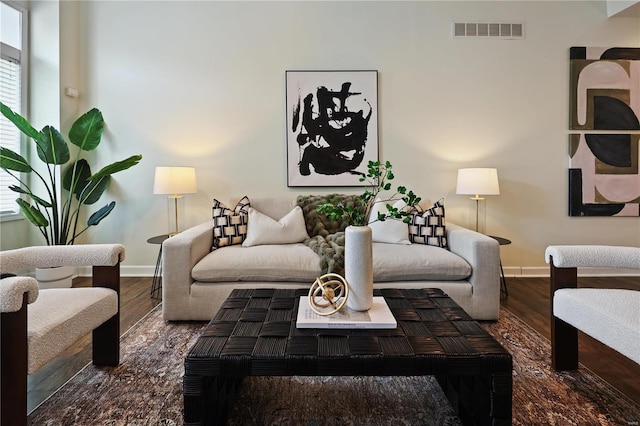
<box><xmin>162</xmin><ymin>197</ymin><xmax>501</xmax><ymax>321</ymax></box>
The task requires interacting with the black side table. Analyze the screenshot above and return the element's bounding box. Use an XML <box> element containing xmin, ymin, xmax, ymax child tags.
<box><xmin>489</xmin><ymin>235</ymin><xmax>511</xmax><ymax>298</ymax></box>
<box><xmin>147</xmin><ymin>234</ymin><xmax>170</xmax><ymax>299</ymax></box>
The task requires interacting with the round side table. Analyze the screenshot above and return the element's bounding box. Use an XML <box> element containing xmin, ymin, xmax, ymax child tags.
<box><xmin>489</xmin><ymin>236</ymin><xmax>511</xmax><ymax>298</ymax></box>
<box><xmin>147</xmin><ymin>234</ymin><xmax>170</xmax><ymax>299</ymax></box>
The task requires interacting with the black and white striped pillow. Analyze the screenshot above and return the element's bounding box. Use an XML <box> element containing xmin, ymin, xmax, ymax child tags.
<box><xmin>408</xmin><ymin>199</ymin><xmax>448</xmax><ymax>249</ymax></box>
<box><xmin>212</xmin><ymin>196</ymin><xmax>251</xmax><ymax>249</ymax></box>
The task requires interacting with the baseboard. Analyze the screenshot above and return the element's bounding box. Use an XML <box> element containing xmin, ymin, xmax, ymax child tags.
<box><xmin>504</xmin><ymin>267</ymin><xmax>547</xmax><ymax>277</ymax></box>
<box><xmin>505</xmin><ymin>266</ymin><xmax>640</xmax><ymax>278</ymax></box>
<box><xmin>78</xmin><ymin>265</ymin><xmax>156</xmax><ymax>277</ymax></box>
<box><xmin>78</xmin><ymin>265</ymin><xmax>639</xmax><ymax>278</ymax></box>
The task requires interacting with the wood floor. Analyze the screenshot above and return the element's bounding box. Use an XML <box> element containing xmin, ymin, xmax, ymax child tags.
<box><xmin>26</xmin><ymin>276</ymin><xmax>640</xmax><ymax>415</ymax></box>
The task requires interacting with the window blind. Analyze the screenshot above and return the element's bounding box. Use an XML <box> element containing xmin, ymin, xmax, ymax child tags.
<box><xmin>0</xmin><ymin>50</ymin><xmax>22</xmax><ymax>215</ymax></box>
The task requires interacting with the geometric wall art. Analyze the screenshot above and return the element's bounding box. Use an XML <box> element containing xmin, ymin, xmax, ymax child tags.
<box><xmin>286</xmin><ymin>70</ymin><xmax>378</xmax><ymax>187</ymax></box>
<box><xmin>568</xmin><ymin>47</ymin><xmax>640</xmax><ymax>216</ymax></box>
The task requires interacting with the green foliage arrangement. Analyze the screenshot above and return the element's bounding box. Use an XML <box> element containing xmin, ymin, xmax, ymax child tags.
<box><xmin>317</xmin><ymin>160</ymin><xmax>421</xmax><ymax>226</ymax></box>
<box><xmin>0</xmin><ymin>102</ymin><xmax>142</xmax><ymax>245</ymax></box>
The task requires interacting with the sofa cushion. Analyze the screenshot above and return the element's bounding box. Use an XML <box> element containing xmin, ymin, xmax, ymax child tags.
<box><xmin>28</xmin><ymin>287</ymin><xmax>118</xmax><ymax>374</ymax></box>
<box><xmin>368</xmin><ymin>199</ymin><xmax>411</xmax><ymax>245</ymax></box>
<box><xmin>212</xmin><ymin>196</ymin><xmax>250</xmax><ymax>249</ymax></box>
<box><xmin>372</xmin><ymin>242</ymin><xmax>471</xmax><ymax>281</ymax></box>
<box><xmin>243</xmin><ymin>206</ymin><xmax>309</xmax><ymax>247</ymax></box>
<box><xmin>408</xmin><ymin>199</ymin><xmax>448</xmax><ymax>249</ymax></box>
<box><xmin>192</xmin><ymin>244</ymin><xmax>322</xmax><ymax>282</ymax></box>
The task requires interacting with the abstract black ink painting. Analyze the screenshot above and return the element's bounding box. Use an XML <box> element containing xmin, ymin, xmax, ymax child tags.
<box><xmin>286</xmin><ymin>70</ymin><xmax>378</xmax><ymax>186</ymax></box>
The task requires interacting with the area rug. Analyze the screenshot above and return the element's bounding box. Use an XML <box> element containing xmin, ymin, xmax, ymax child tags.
<box><xmin>28</xmin><ymin>306</ymin><xmax>640</xmax><ymax>425</ymax></box>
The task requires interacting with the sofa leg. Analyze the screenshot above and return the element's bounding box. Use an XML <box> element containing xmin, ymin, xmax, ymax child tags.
<box><xmin>1</xmin><ymin>295</ymin><xmax>28</xmax><ymax>426</ymax></box>
<box><xmin>550</xmin><ymin>259</ymin><xmax>579</xmax><ymax>370</ymax></box>
<box><xmin>552</xmin><ymin>317</ymin><xmax>579</xmax><ymax>370</ymax></box>
<box><xmin>92</xmin><ymin>264</ymin><xmax>120</xmax><ymax>366</ymax></box>
<box><xmin>93</xmin><ymin>314</ymin><xmax>120</xmax><ymax>366</ymax></box>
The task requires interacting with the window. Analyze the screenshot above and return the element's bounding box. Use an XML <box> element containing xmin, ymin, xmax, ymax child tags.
<box><xmin>1</xmin><ymin>1</ymin><xmax>27</xmax><ymax>218</ymax></box>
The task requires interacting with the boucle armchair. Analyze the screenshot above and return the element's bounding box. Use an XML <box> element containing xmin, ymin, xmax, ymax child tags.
<box><xmin>0</xmin><ymin>244</ymin><xmax>125</xmax><ymax>426</ymax></box>
<box><xmin>545</xmin><ymin>245</ymin><xmax>640</xmax><ymax>370</ymax></box>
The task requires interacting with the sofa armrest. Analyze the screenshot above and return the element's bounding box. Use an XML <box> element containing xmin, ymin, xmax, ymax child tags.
<box><xmin>447</xmin><ymin>223</ymin><xmax>501</xmax><ymax>315</ymax></box>
<box><xmin>0</xmin><ymin>276</ymin><xmax>39</xmax><ymax>313</ymax></box>
<box><xmin>162</xmin><ymin>221</ymin><xmax>213</xmax><ymax>320</ymax></box>
<box><xmin>0</xmin><ymin>245</ymin><xmax>124</xmax><ymax>274</ymax></box>
<box><xmin>545</xmin><ymin>245</ymin><xmax>640</xmax><ymax>270</ymax></box>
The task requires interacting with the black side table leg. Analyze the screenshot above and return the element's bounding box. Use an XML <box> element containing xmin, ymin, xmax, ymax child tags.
<box><xmin>488</xmin><ymin>236</ymin><xmax>511</xmax><ymax>300</ymax></box>
<box><xmin>151</xmin><ymin>245</ymin><xmax>163</xmax><ymax>299</ymax></box>
<box><xmin>500</xmin><ymin>260</ymin><xmax>508</xmax><ymax>298</ymax></box>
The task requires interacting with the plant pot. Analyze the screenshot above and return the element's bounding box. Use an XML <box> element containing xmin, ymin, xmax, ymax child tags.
<box><xmin>36</xmin><ymin>266</ymin><xmax>74</xmax><ymax>289</ymax></box>
<box><xmin>344</xmin><ymin>225</ymin><xmax>373</xmax><ymax>311</ymax></box>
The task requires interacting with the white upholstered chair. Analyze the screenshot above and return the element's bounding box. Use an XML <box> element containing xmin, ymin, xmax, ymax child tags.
<box><xmin>0</xmin><ymin>244</ymin><xmax>124</xmax><ymax>426</ymax></box>
<box><xmin>545</xmin><ymin>245</ymin><xmax>640</xmax><ymax>370</ymax></box>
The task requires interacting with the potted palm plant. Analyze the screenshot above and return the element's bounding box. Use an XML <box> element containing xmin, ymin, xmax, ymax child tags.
<box><xmin>0</xmin><ymin>102</ymin><xmax>142</xmax><ymax>286</ymax></box>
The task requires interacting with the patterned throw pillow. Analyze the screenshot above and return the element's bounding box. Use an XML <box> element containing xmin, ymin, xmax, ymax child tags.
<box><xmin>212</xmin><ymin>196</ymin><xmax>251</xmax><ymax>249</ymax></box>
<box><xmin>408</xmin><ymin>199</ymin><xmax>448</xmax><ymax>249</ymax></box>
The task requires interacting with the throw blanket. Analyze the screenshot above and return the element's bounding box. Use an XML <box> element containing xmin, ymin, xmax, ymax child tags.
<box><xmin>296</xmin><ymin>194</ymin><xmax>362</xmax><ymax>276</ymax></box>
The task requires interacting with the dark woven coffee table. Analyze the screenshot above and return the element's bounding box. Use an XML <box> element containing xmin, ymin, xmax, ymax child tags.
<box><xmin>183</xmin><ymin>288</ymin><xmax>512</xmax><ymax>426</ymax></box>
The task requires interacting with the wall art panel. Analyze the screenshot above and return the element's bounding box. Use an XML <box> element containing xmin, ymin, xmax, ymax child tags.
<box><xmin>568</xmin><ymin>47</ymin><xmax>640</xmax><ymax>217</ymax></box>
<box><xmin>569</xmin><ymin>133</ymin><xmax>639</xmax><ymax>216</ymax></box>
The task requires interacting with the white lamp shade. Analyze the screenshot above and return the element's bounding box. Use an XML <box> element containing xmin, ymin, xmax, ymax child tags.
<box><xmin>456</xmin><ymin>168</ymin><xmax>500</xmax><ymax>196</ymax></box>
<box><xmin>153</xmin><ymin>167</ymin><xmax>197</xmax><ymax>195</ymax></box>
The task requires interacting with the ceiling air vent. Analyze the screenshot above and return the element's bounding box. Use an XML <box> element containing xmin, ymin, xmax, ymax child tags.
<box><xmin>452</xmin><ymin>22</ymin><xmax>524</xmax><ymax>39</ymax></box>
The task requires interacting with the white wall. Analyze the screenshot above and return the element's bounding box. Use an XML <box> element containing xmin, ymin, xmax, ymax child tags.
<box><xmin>46</xmin><ymin>1</ymin><xmax>639</xmax><ymax>275</ymax></box>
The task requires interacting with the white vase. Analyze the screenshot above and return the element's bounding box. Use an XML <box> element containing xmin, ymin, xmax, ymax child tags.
<box><xmin>36</xmin><ymin>266</ymin><xmax>74</xmax><ymax>289</ymax></box>
<box><xmin>344</xmin><ymin>225</ymin><xmax>373</xmax><ymax>311</ymax></box>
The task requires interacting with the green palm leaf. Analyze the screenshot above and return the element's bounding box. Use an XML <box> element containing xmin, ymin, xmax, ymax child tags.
<box><xmin>80</xmin><ymin>175</ymin><xmax>110</xmax><ymax>205</ymax></box>
<box><xmin>9</xmin><ymin>185</ymin><xmax>52</xmax><ymax>207</ymax></box>
<box><xmin>0</xmin><ymin>102</ymin><xmax>40</xmax><ymax>139</ymax></box>
<box><xmin>90</xmin><ymin>155</ymin><xmax>143</xmax><ymax>180</ymax></box>
<box><xmin>16</xmin><ymin>198</ymin><xmax>48</xmax><ymax>227</ymax></box>
<box><xmin>87</xmin><ymin>201</ymin><xmax>115</xmax><ymax>226</ymax></box>
<box><xmin>63</xmin><ymin>159</ymin><xmax>92</xmax><ymax>199</ymax></box>
<box><xmin>69</xmin><ymin>108</ymin><xmax>104</xmax><ymax>151</ymax></box>
<box><xmin>0</xmin><ymin>147</ymin><xmax>32</xmax><ymax>172</ymax></box>
<box><xmin>37</xmin><ymin>126</ymin><xmax>70</xmax><ymax>165</ymax></box>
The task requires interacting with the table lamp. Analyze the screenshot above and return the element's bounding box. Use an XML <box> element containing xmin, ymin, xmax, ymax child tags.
<box><xmin>456</xmin><ymin>168</ymin><xmax>500</xmax><ymax>233</ymax></box>
<box><xmin>153</xmin><ymin>166</ymin><xmax>197</xmax><ymax>236</ymax></box>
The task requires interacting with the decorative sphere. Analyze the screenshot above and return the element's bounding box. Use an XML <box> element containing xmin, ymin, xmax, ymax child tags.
<box><xmin>308</xmin><ymin>273</ymin><xmax>350</xmax><ymax>316</ymax></box>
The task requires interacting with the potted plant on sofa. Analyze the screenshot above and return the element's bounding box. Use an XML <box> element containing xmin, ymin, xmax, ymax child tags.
<box><xmin>0</xmin><ymin>102</ymin><xmax>142</xmax><ymax>286</ymax></box>
<box><xmin>316</xmin><ymin>160</ymin><xmax>421</xmax><ymax>311</ymax></box>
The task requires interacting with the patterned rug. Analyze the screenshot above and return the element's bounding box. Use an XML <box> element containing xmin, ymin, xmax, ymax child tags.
<box><xmin>28</xmin><ymin>305</ymin><xmax>640</xmax><ymax>425</ymax></box>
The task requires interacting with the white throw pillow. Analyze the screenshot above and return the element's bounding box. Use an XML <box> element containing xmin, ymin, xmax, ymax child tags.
<box><xmin>368</xmin><ymin>199</ymin><xmax>410</xmax><ymax>245</ymax></box>
<box><xmin>242</xmin><ymin>206</ymin><xmax>310</xmax><ymax>247</ymax></box>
